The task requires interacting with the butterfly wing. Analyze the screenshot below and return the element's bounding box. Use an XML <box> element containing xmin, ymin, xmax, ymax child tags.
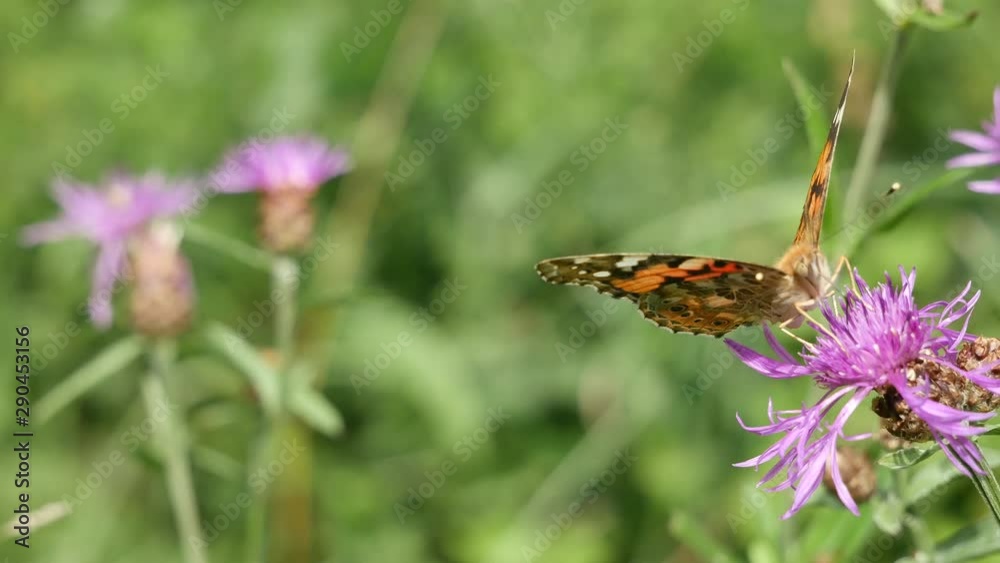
<box><xmin>535</xmin><ymin>254</ymin><xmax>789</xmax><ymax>337</ymax></box>
<box><xmin>791</xmin><ymin>56</ymin><xmax>854</xmax><ymax>248</ymax></box>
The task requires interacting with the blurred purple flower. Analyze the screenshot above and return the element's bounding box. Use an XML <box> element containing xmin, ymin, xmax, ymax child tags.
<box><xmin>214</xmin><ymin>136</ymin><xmax>350</xmax><ymax>193</ymax></box>
<box><xmin>948</xmin><ymin>87</ymin><xmax>1000</xmax><ymax>193</ymax></box>
<box><xmin>726</xmin><ymin>268</ymin><xmax>996</xmax><ymax>518</ymax></box>
<box><xmin>21</xmin><ymin>172</ymin><xmax>197</xmax><ymax>329</ymax></box>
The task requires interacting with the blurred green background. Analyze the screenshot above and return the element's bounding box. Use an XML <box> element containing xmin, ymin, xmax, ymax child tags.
<box><xmin>4</xmin><ymin>0</ymin><xmax>1000</xmax><ymax>561</ymax></box>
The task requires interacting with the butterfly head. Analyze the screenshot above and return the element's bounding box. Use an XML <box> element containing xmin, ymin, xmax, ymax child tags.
<box><xmin>774</xmin><ymin>244</ymin><xmax>832</xmax><ymax>325</ymax></box>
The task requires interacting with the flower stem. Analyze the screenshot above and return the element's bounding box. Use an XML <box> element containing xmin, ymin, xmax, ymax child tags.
<box><xmin>142</xmin><ymin>339</ymin><xmax>207</xmax><ymax>563</ymax></box>
<box><xmin>841</xmin><ymin>28</ymin><xmax>912</xmax><ymax>229</ymax></box>
<box><xmin>950</xmin><ymin>442</ymin><xmax>1000</xmax><ymax>530</ymax></box>
<box><xmin>273</xmin><ymin>257</ymin><xmax>298</xmax><ymax>389</ymax></box>
<box><xmin>246</xmin><ymin>256</ymin><xmax>306</xmax><ymax>562</ymax></box>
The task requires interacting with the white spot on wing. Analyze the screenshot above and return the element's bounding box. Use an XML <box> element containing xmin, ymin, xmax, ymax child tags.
<box><xmin>615</xmin><ymin>257</ymin><xmax>643</xmax><ymax>268</ymax></box>
<box><xmin>593</xmin><ymin>271</ymin><xmax>611</xmax><ymax>278</ymax></box>
<box><xmin>573</xmin><ymin>257</ymin><xmax>590</xmax><ymax>264</ymax></box>
<box><xmin>755</xmin><ymin>272</ymin><xmax>764</xmax><ymax>281</ymax></box>
<box><xmin>678</xmin><ymin>258</ymin><xmax>709</xmax><ymax>269</ymax></box>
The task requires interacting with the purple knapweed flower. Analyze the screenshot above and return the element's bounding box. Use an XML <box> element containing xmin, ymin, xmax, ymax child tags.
<box><xmin>21</xmin><ymin>172</ymin><xmax>197</xmax><ymax>328</ymax></box>
<box><xmin>948</xmin><ymin>87</ymin><xmax>1000</xmax><ymax>193</ymax></box>
<box><xmin>214</xmin><ymin>135</ymin><xmax>350</xmax><ymax>194</ymax></box>
<box><xmin>211</xmin><ymin>135</ymin><xmax>350</xmax><ymax>253</ymax></box>
<box><xmin>726</xmin><ymin>268</ymin><xmax>999</xmax><ymax>518</ymax></box>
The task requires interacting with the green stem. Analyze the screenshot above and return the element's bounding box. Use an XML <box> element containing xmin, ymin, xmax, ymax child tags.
<box><xmin>142</xmin><ymin>340</ymin><xmax>207</xmax><ymax>563</ymax></box>
<box><xmin>841</xmin><ymin>27</ymin><xmax>912</xmax><ymax>230</ymax></box>
<box><xmin>246</xmin><ymin>256</ymin><xmax>301</xmax><ymax>562</ymax></box>
<box><xmin>955</xmin><ymin>443</ymin><xmax>1000</xmax><ymax>531</ymax></box>
<box><xmin>273</xmin><ymin>257</ymin><xmax>299</xmax><ymax>394</ymax></box>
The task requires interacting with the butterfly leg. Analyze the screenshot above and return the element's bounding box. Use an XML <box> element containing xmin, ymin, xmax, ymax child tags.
<box><xmin>824</xmin><ymin>254</ymin><xmax>856</xmax><ymax>299</ymax></box>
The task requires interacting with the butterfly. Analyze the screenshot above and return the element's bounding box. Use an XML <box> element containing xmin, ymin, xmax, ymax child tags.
<box><xmin>535</xmin><ymin>59</ymin><xmax>854</xmax><ymax>337</ymax></box>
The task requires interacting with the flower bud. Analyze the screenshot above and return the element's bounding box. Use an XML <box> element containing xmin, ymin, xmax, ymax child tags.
<box><xmin>259</xmin><ymin>189</ymin><xmax>316</xmax><ymax>253</ymax></box>
<box><xmin>823</xmin><ymin>446</ymin><xmax>876</xmax><ymax>505</ymax></box>
<box><xmin>129</xmin><ymin>223</ymin><xmax>195</xmax><ymax>337</ymax></box>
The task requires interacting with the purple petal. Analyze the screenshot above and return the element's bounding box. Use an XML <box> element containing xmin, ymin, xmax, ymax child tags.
<box><xmin>20</xmin><ymin>218</ymin><xmax>80</xmax><ymax>245</ymax></box>
<box><xmin>994</xmin><ymin>87</ymin><xmax>1000</xmax><ymax>126</ymax></box>
<box><xmin>947</xmin><ymin>151</ymin><xmax>1000</xmax><ymax>169</ymax></box>
<box><xmin>949</xmin><ymin>130</ymin><xmax>1000</xmax><ymax>152</ymax></box>
<box><xmin>88</xmin><ymin>241</ymin><xmax>127</xmax><ymax>329</ymax></box>
<box><xmin>725</xmin><ymin>339</ymin><xmax>810</xmax><ymax>379</ymax></box>
<box><xmin>763</xmin><ymin>325</ymin><xmax>799</xmax><ymax>364</ymax></box>
<box><xmin>969</xmin><ymin>180</ymin><xmax>1000</xmax><ymax>194</ymax></box>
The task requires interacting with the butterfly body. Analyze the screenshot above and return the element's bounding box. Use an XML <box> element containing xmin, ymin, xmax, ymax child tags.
<box><xmin>535</xmin><ymin>59</ymin><xmax>853</xmax><ymax>337</ymax></box>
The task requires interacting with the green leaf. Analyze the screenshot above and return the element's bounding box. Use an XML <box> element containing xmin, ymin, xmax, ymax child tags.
<box><xmin>184</xmin><ymin>222</ymin><xmax>273</xmax><ymax>271</ymax></box>
<box><xmin>191</xmin><ymin>446</ymin><xmax>244</xmax><ymax>481</ymax></box>
<box><xmin>203</xmin><ymin>323</ymin><xmax>281</xmax><ymax>418</ymax></box>
<box><xmin>908</xmin><ymin>7</ymin><xmax>977</xmax><ymax>32</ymax></box>
<box><xmin>878</xmin><ymin>443</ymin><xmax>939</xmax><ymax>469</ymax></box>
<box><xmin>872</xmin><ymin>0</ymin><xmax>909</xmax><ymax>25</ymax></box>
<box><xmin>287</xmin><ymin>363</ymin><xmax>344</xmax><ymax>437</ymax></box>
<box><xmin>37</xmin><ymin>335</ymin><xmax>145</xmax><ymax>424</ymax></box>
<box><xmin>668</xmin><ymin>512</ymin><xmax>741</xmax><ymax>563</ymax></box>
<box><xmin>872</xmin><ymin>495</ymin><xmax>905</xmax><ymax>535</ymax></box>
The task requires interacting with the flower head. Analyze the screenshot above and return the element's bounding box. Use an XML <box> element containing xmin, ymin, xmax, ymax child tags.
<box><xmin>947</xmin><ymin>87</ymin><xmax>1000</xmax><ymax>193</ymax></box>
<box><xmin>21</xmin><ymin>172</ymin><xmax>196</xmax><ymax>328</ymax></box>
<box><xmin>726</xmin><ymin>268</ymin><xmax>999</xmax><ymax>518</ymax></box>
<box><xmin>129</xmin><ymin>222</ymin><xmax>196</xmax><ymax>337</ymax></box>
<box><xmin>214</xmin><ymin>135</ymin><xmax>350</xmax><ymax>194</ymax></box>
<box><xmin>212</xmin><ymin>135</ymin><xmax>350</xmax><ymax>253</ymax></box>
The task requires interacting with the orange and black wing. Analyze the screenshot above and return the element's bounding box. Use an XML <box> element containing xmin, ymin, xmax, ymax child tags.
<box><xmin>792</xmin><ymin>56</ymin><xmax>854</xmax><ymax>248</ymax></box>
<box><xmin>535</xmin><ymin>254</ymin><xmax>788</xmax><ymax>337</ymax></box>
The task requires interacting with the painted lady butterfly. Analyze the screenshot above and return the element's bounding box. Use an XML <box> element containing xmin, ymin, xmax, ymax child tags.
<box><xmin>536</xmin><ymin>59</ymin><xmax>854</xmax><ymax>337</ymax></box>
